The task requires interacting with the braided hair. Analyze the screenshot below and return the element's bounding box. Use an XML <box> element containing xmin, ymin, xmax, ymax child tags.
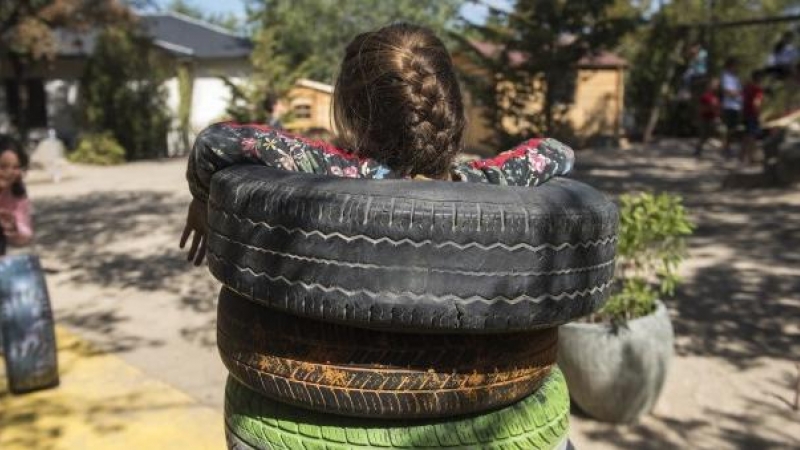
<box><xmin>333</xmin><ymin>23</ymin><xmax>465</xmax><ymax>179</ymax></box>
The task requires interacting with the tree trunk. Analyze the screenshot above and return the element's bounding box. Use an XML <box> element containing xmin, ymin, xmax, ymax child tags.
<box><xmin>544</xmin><ymin>75</ymin><xmax>555</xmax><ymax>137</ymax></box>
<box><xmin>643</xmin><ymin>39</ymin><xmax>686</xmax><ymax>144</ymax></box>
<box><xmin>177</xmin><ymin>61</ymin><xmax>195</xmax><ymax>156</ymax></box>
<box><xmin>9</xmin><ymin>54</ymin><xmax>29</xmax><ymax>145</ymax></box>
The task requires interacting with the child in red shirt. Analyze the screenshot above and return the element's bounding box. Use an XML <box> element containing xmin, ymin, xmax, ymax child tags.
<box><xmin>741</xmin><ymin>70</ymin><xmax>765</xmax><ymax>165</ymax></box>
<box><xmin>695</xmin><ymin>77</ymin><xmax>721</xmax><ymax>157</ymax></box>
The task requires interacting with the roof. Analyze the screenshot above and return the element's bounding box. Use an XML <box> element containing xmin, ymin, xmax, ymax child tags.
<box><xmin>138</xmin><ymin>12</ymin><xmax>252</xmax><ymax>58</ymax></box>
<box><xmin>295</xmin><ymin>79</ymin><xmax>334</xmax><ymax>94</ymax></box>
<box><xmin>469</xmin><ymin>41</ymin><xmax>627</xmax><ymax>69</ymax></box>
<box><xmin>55</xmin><ymin>11</ymin><xmax>252</xmax><ymax>59</ymax></box>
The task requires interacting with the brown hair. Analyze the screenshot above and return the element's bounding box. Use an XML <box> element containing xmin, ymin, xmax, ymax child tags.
<box><xmin>0</xmin><ymin>134</ymin><xmax>28</xmax><ymax>198</ymax></box>
<box><xmin>333</xmin><ymin>23</ymin><xmax>465</xmax><ymax>179</ymax></box>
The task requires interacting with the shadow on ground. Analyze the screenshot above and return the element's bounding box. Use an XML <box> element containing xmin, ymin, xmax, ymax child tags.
<box><xmin>574</xmin><ymin>141</ymin><xmax>800</xmax><ymax>366</ymax></box>
<box><xmin>570</xmin><ymin>139</ymin><xmax>800</xmax><ymax>449</ymax></box>
<box><xmin>33</xmin><ymin>192</ymin><xmax>218</xmax><ymax>350</ymax></box>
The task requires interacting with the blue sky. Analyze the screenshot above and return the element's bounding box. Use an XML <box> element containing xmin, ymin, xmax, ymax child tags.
<box><xmin>154</xmin><ymin>0</ymin><xmax>246</xmax><ymax>17</ymax></box>
<box><xmin>151</xmin><ymin>0</ymin><xmax>512</xmax><ymax>24</ymax></box>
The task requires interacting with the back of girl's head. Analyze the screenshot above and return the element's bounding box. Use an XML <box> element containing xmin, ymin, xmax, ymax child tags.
<box><xmin>0</xmin><ymin>134</ymin><xmax>28</xmax><ymax>198</ymax></box>
<box><xmin>333</xmin><ymin>23</ymin><xmax>465</xmax><ymax>178</ymax></box>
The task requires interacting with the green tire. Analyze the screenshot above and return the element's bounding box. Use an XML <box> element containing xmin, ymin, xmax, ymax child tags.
<box><xmin>224</xmin><ymin>367</ymin><xmax>570</xmax><ymax>450</ymax></box>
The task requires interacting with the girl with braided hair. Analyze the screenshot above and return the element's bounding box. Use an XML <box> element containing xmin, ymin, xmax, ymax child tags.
<box><xmin>181</xmin><ymin>23</ymin><xmax>575</xmax><ymax>264</ymax></box>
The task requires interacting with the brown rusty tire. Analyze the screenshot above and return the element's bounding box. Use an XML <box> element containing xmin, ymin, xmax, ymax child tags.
<box><xmin>217</xmin><ymin>287</ymin><xmax>558</xmax><ymax>419</ymax></box>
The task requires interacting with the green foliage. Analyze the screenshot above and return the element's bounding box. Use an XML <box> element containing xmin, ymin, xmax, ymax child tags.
<box><xmin>459</xmin><ymin>0</ymin><xmax>637</xmax><ymax>148</ymax></box>
<box><xmin>68</xmin><ymin>132</ymin><xmax>126</xmax><ymax>165</ymax></box>
<box><xmin>222</xmin><ymin>25</ymin><xmax>310</xmax><ymax>123</ymax></box>
<box><xmin>245</xmin><ymin>0</ymin><xmax>467</xmax><ymax>83</ymax></box>
<box><xmin>0</xmin><ymin>0</ymin><xmax>131</xmax><ymax>143</ymax></box>
<box><xmin>229</xmin><ymin>0</ymin><xmax>465</xmax><ymax>123</ymax></box>
<box><xmin>80</xmin><ymin>26</ymin><xmax>171</xmax><ymax>160</ymax></box>
<box><xmin>600</xmin><ymin>192</ymin><xmax>694</xmax><ymax>324</ymax></box>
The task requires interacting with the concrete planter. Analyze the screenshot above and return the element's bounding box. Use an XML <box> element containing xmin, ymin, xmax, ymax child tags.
<box><xmin>557</xmin><ymin>301</ymin><xmax>673</xmax><ymax>423</ymax></box>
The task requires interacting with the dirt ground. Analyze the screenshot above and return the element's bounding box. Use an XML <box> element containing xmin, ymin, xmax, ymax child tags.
<box><xmin>21</xmin><ymin>140</ymin><xmax>800</xmax><ymax>449</ymax></box>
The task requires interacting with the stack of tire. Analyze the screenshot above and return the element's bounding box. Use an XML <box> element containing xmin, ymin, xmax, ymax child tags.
<box><xmin>208</xmin><ymin>167</ymin><xmax>618</xmax><ymax>450</ymax></box>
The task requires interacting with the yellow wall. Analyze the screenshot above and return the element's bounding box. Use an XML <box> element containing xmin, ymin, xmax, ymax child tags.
<box><xmin>283</xmin><ymin>85</ymin><xmax>332</xmax><ymax>132</ymax></box>
<box><xmin>462</xmin><ymin>67</ymin><xmax>625</xmax><ymax>152</ymax></box>
<box><xmin>568</xmin><ymin>69</ymin><xmax>624</xmax><ymax>140</ymax></box>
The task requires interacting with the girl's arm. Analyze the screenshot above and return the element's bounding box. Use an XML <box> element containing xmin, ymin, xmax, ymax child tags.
<box><xmin>183</xmin><ymin>123</ymin><xmax>574</xmax><ymax>265</ymax></box>
<box><xmin>1</xmin><ymin>198</ymin><xmax>33</xmax><ymax>247</ymax></box>
<box><xmin>188</xmin><ymin>123</ymin><xmax>575</xmax><ymax>201</ymax></box>
<box><xmin>183</xmin><ymin>122</ymin><xmax>397</xmax><ymax>266</ymax></box>
<box><xmin>187</xmin><ymin>122</ymin><xmax>397</xmax><ymax>204</ymax></box>
<box><xmin>452</xmin><ymin>138</ymin><xmax>575</xmax><ymax>186</ymax></box>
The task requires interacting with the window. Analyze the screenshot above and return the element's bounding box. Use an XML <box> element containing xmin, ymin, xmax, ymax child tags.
<box><xmin>4</xmin><ymin>79</ymin><xmax>48</xmax><ymax>128</ymax></box>
<box><xmin>549</xmin><ymin>70</ymin><xmax>577</xmax><ymax>106</ymax></box>
<box><xmin>293</xmin><ymin>102</ymin><xmax>312</xmax><ymax>120</ymax></box>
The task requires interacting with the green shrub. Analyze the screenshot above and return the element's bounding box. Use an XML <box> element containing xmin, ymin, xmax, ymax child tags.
<box><xmin>80</xmin><ymin>27</ymin><xmax>171</xmax><ymax>160</ymax></box>
<box><xmin>600</xmin><ymin>192</ymin><xmax>694</xmax><ymax>324</ymax></box>
<box><xmin>69</xmin><ymin>133</ymin><xmax>126</xmax><ymax>165</ymax></box>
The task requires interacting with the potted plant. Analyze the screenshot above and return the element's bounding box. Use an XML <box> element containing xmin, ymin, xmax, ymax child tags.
<box><xmin>557</xmin><ymin>192</ymin><xmax>693</xmax><ymax>423</ymax></box>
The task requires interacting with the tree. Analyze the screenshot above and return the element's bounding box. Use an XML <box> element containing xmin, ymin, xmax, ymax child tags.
<box><xmin>0</xmin><ymin>0</ymin><xmax>132</xmax><ymax>143</ymax></box>
<box><xmin>460</xmin><ymin>0</ymin><xmax>637</xmax><ymax>147</ymax></box>
<box><xmin>221</xmin><ymin>24</ymin><xmax>308</xmax><ymax>124</ymax></box>
<box><xmin>244</xmin><ymin>0</ymin><xmax>467</xmax><ymax>83</ymax></box>
<box><xmin>80</xmin><ymin>26</ymin><xmax>171</xmax><ymax>160</ymax></box>
<box><xmin>225</xmin><ymin>0</ymin><xmax>467</xmax><ymax>123</ymax></box>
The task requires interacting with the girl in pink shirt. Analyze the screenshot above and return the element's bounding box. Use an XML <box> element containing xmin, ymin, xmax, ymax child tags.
<box><xmin>0</xmin><ymin>135</ymin><xmax>33</xmax><ymax>253</ymax></box>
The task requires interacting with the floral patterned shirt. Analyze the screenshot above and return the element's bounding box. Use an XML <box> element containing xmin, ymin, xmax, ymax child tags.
<box><xmin>187</xmin><ymin>122</ymin><xmax>575</xmax><ymax>202</ymax></box>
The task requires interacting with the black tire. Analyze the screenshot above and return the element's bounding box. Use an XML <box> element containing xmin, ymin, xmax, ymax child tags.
<box><xmin>208</xmin><ymin>166</ymin><xmax>617</xmax><ymax>332</ymax></box>
<box><xmin>224</xmin><ymin>367</ymin><xmax>570</xmax><ymax>449</ymax></box>
<box><xmin>217</xmin><ymin>288</ymin><xmax>557</xmax><ymax>419</ymax></box>
<box><xmin>0</xmin><ymin>255</ymin><xmax>59</xmax><ymax>394</ymax></box>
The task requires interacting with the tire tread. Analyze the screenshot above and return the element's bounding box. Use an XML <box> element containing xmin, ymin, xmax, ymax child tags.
<box><xmin>225</xmin><ymin>368</ymin><xmax>570</xmax><ymax>449</ymax></box>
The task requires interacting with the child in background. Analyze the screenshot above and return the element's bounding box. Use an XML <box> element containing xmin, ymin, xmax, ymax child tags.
<box><xmin>181</xmin><ymin>24</ymin><xmax>575</xmax><ymax>265</ymax></box>
<box><xmin>741</xmin><ymin>70</ymin><xmax>766</xmax><ymax>165</ymax></box>
<box><xmin>720</xmin><ymin>57</ymin><xmax>743</xmax><ymax>159</ymax></box>
<box><xmin>695</xmin><ymin>77</ymin><xmax>722</xmax><ymax>157</ymax></box>
<box><xmin>0</xmin><ymin>135</ymin><xmax>33</xmax><ymax>255</ymax></box>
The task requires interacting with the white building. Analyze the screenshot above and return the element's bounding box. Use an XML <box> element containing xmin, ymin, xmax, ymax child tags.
<box><xmin>0</xmin><ymin>12</ymin><xmax>253</xmax><ymax>156</ymax></box>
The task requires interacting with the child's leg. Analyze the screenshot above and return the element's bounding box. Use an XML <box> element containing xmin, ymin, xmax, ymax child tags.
<box><xmin>741</xmin><ymin>117</ymin><xmax>760</xmax><ymax>165</ymax></box>
<box><xmin>722</xmin><ymin>110</ymin><xmax>736</xmax><ymax>159</ymax></box>
<box><xmin>695</xmin><ymin>119</ymin><xmax>712</xmax><ymax>156</ymax></box>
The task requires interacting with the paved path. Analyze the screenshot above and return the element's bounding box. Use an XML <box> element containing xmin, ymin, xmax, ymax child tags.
<box><xmin>2</xmin><ymin>147</ymin><xmax>797</xmax><ymax>449</ymax></box>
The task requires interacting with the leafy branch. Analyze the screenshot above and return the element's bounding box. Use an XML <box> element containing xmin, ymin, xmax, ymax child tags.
<box><xmin>600</xmin><ymin>192</ymin><xmax>694</xmax><ymax>324</ymax></box>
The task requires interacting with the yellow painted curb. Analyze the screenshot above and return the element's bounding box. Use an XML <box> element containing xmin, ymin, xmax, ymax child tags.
<box><xmin>0</xmin><ymin>326</ymin><xmax>225</xmax><ymax>450</ymax></box>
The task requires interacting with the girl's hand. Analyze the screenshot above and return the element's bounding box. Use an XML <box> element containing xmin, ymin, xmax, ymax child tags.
<box><xmin>0</xmin><ymin>210</ymin><xmax>18</xmax><ymax>238</ymax></box>
<box><xmin>180</xmin><ymin>198</ymin><xmax>208</xmax><ymax>266</ymax></box>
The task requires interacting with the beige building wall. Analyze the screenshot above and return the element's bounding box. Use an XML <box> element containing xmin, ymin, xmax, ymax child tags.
<box><xmin>568</xmin><ymin>68</ymin><xmax>624</xmax><ymax>140</ymax></box>
<box><xmin>462</xmin><ymin>67</ymin><xmax>625</xmax><ymax>152</ymax></box>
<box><xmin>283</xmin><ymin>80</ymin><xmax>333</xmax><ymax>133</ymax></box>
